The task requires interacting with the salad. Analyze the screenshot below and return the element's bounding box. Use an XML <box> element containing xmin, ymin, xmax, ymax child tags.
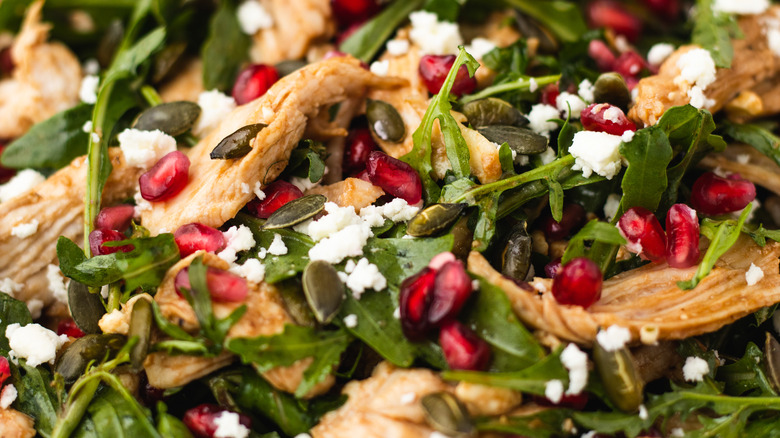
<box><xmin>1</xmin><ymin>0</ymin><xmax>780</xmax><ymax>436</ymax></box>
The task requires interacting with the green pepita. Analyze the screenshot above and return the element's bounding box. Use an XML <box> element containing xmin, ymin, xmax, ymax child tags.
<box><xmin>421</xmin><ymin>392</ymin><xmax>477</xmax><ymax>438</ymax></box>
<box><xmin>210</xmin><ymin>123</ymin><xmax>267</xmax><ymax>160</ymax></box>
<box><xmin>501</xmin><ymin>223</ymin><xmax>533</xmax><ymax>281</ymax></box>
<box><xmin>128</xmin><ymin>298</ymin><xmax>153</xmax><ymax>370</ymax></box>
<box><xmin>133</xmin><ymin>101</ymin><xmax>201</xmax><ymax>136</ymax></box>
<box><xmin>152</xmin><ymin>41</ymin><xmax>187</xmax><ymax>83</ymax></box>
<box><xmin>593</xmin><ymin>336</ymin><xmax>644</xmax><ymax>412</ymax></box>
<box><xmin>407</xmin><ymin>203</ymin><xmax>467</xmax><ymax>237</ymax></box>
<box><xmin>302</xmin><ymin>260</ymin><xmax>345</xmax><ymax>324</ymax></box>
<box><xmin>476</xmin><ymin>125</ymin><xmax>548</xmax><ymax>155</ymax></box>
<box><xmin>462</xmin><ymin>98</ymin><xmax>527</xmax><ymax>127</ymax></box>
<box><xmin>264</xmin><ymin>194</ymin><xmax>327</xmax><ymax>229</ymax></box>
<box><xmin>276</xmin><ymin>278</ymin><xmax>318</xmax><ymax>327</ymax></box>
<box><xmin>367</xmin><ymin>99</ymin><xmax>405</xmax><ymax>143</ymax></box>
<box><xmin>450</xmin><ymin>216</ymin><xmax>474</xmax><ymax>260</ymax></box>
<box><xmin>68</xmin><ymin>280</ymin><xmax>106</xmax><ymax>335</ymax></box>
<box><xmin>765</xmin><ymin>332</ymin><xmax>780</xmax><ymax>393</ymax></box>
<box><xmin>593</xmin><ymin>72</ymin><xmax>631</xmax><ymax>112</ymax></box>
<box><xmin>55</xmin><ymin>334</ymin><xmax>126</xmax><ymax>384</ymax></box>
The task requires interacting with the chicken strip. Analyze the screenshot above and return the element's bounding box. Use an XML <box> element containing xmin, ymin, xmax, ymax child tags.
<box><xmin>249</xmin><ymin>0</ymin><xmax>335</xmax><ymax>65</ymax></box>
<box><xmin>140</xmin><ymin>56</ymin><xmax>404</xmax><ymax>234</ymax></box>
<box><xmin>0</xmin><ymin>408</ymin><xmax>35</xmax><ymax>438</ymax></box>
<box><xmin>306</xmin><ymin>178</ymin><xmax>384</xmax><ymax>213</ymax></box>
<box><xmin>159</xmin><ymin>58</ymin><xmax>204</xmax><ymax>103</ymax></box>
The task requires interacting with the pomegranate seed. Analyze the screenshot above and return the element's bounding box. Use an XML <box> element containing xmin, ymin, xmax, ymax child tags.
<box><xmin>56</xmin><ymin>319</ymin><xmax>85</xmax><ymax>338</ymax></box>
<box><xmin>331</xmin><ymin>0</ymin><xmax>381</xmax><ymax>28</ymax></box>
<box><xmin>552</xmin><ymin>257</ymin><xmax>602</xmax><ymax>308</ymax></box>
<box><xmin>139</xmin><ymin>151</ymin><xmax>190</xmax><ymax>202</ymax></box>
<box><xmin>175</xmin><ymin>267</ymin><xmax>249</xmax><ymax>303</ymax></box>
<box><xmin>429</xmin><ymin>252</ymin><xmax>457</xmax><ymax>270</ymax></box>
<box><xmin>439</xmin><ymin>320</ymin><xmax>491</xmax><ymax>371</ymax></box>
<box><xmin>581</xmin><ymin>103</ymin><xmax>637</xmax><ymax>136</ymax></box>
<box><xmin>183</xmin><ymin>404</ymin><xmax>251</xmax><ymax>438</ymax></box>
<box><xmin>174</xmin><ymin>223</ymin><xmax>226</xmax><ymax>257</ymax></box>
<box><xmin>665</xmin><ymin>204</ymin><xmax>700</xmax><ymax>269</ymax></box>
<box><xmin>691</xmin><ymin>172</ymin><xmax>756</xmax><ymax>216</ymax></box>
<box><xmin>643</xmin><ymin>0</ymin><xmax>679</xmax><ymax>18</ymax></box>
<box><xmin>355</xmin><ymin>169</ymin><xmax>371</xmax><ymax>182</ymax></box>
<box><xmin>544</xmin><ymin>258</ymin><xmax>562</xmax><ymax>279</ymax></box>
<box><xmin>542</xmin><ymin>203</ymin><xmax>586</xmax><ymax>241</ymax></box>
<box><xmin>232</xmin><ymin>64</ymin><xmax>279</xmax><ymax>105</ymax></box>
<box><xmin>140</xmin><ymin>374</ymin><xmax>165</xmax><ymax>406</ymax></box>
<box><xmin>246</xmin><ymin>180</ymin><xmax>303</xmax><ymax>219</ymax></box>
<box><xmin>343</xmin><ymin>128</ymin><xmax>379</xmax><ymax>176</ymax></box>
<box><xmin>0</xmin><ymin>144</ymin><xmax>17</xmax><ymax>184</ymax></box>
<box><xmin>612</xmin><ymin>51</ymin><xmax>647</xmax><ymax>80</ymax></box>
<box><xmin>0</xmin><ymin>47</ymin><xmax>13</xmax><ymax>75</ymax></box>
<box><xmin>586</xmin><ymin>0</ymin><xmax>643</xmax><ymax>42</ymax></box>
<box><xmin>618</xmin><ymin>207</ymin><xmax>667</xmax><ymax>262</ymax></box>
<box><xmin>540</xmin><ymin>83</ymin><xmax>560</xmax><ymax>106</ymax></box>
<box><xmin>399</xmin><ymin>267</ymin><xmax>437</xmax><ymax>340</ymax></box>
<box><xmin>535</xmin><ymin>392</ymin><xmax>589</xmax><ymax>409</ymax></box>
<box><xmin>94</xmin><ymin>204</ymin><xmax>135</xmax><ymax>232</ymax></box>
<box><xmin>418</xmin><ymin>55</ymin><xmax>477</xmax><ymax>97</ymax></box>
<box><xmin>588</xmin><ymin>40</ymin><xmax>617</xmax><ymax>72</ymax></box>
<box><xmin>0</xmin><ymin>357</ymin><xmax>9</xmax><ymax>387</ymax></box>
<box><xmin>89</xmin><ymin>229</ymin><xmax>134</xmax><ymax>256</ymax></box>
<box><xmin>428</xmin><ymin>260</ymin><xmax>473</xmax><ymax>326</ymax></box>
<box><xmin>366</xmin><ymin>151</ymin><xmax>422</xmax><ymax>204</ymax></box>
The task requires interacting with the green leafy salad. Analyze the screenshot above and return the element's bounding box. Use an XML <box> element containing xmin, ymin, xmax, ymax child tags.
<box><xmin>4</xmin><ymin>0</ymin><xmax>780</xmax><ymax>437</ymax></box>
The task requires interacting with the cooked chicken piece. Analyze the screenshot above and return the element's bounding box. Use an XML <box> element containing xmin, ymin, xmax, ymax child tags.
<box><xmin>0</xmin><ymin>408</ymin><xmax>35</xmax><ymax>438</ymax></box>
<box><xmin>140</xmin><ymin>57</ymin><xmax>403</xmax><ymax>234</ymax></box>
<box><xmin>0</xmin><ymin>1</ymin><xmax>81</xmax><ymax>139</ymax></box>
<box><xmin>306</xmin><ymin>178</ymin><xmax>384</xmax><ymax>213</ymax></box>
<box><xmin>629</xmin><ymin>7</ymin><xmax>780</xmax><ymax>127</ymax></box>
<box><xmin>460</xmin><ymin>10</ymin><xmax>523</xmax><ymax>88</ymax></box>
<box><xmin>454</xmin><ymin>382</ymin><xmax>523</xmax><ymax>417</ymax></box>
<box><xmin>159</xmin><ymin>58</ymin><xmax>204</xmax><ymax>103</ymax></box>
<box><xmin>249</xmin><ymin>0</ymin><xmax>335</xmax><ymax>65</ymax></box>
<box><xmin>699</xmin><ymin>144</ymin><xmax>780</xmax><ymax>197</ymax></box>
<box><xmin>0</xmin><ymin>150</ymin><xmax>141</xmax><ymax>316</ymax></box>
<box><xmin>468</xmin><ymin>236</ymin><xmax>780</xmax><ymax>346</ymax></box>
<box><xmin>144</xmin><ymin>252</ymin><xmax>333</xmax><ymax>396</ymax></box>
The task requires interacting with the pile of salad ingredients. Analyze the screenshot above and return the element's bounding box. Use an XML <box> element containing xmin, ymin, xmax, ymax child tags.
<box><xmin>4</xmin><ymin>0</ymin><xmax>780</xmax><ymax>436</ymax></box>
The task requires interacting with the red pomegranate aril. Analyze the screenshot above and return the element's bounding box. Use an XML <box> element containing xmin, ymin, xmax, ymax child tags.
<box><xmin>247</xmin><ymin>180</ymin><xmax>303</xmax><ymax>219</ymax></box>
<box><xmin>139</xmin><ymin>151</ymin><xmax>190</xmax><ymax>202</ymax></box>
<box><xmin>0</xmin><ymin>47</ymin><xmax>13</xmax><ymax>75</ymax></box>
<box><xmin>232</xmin><ymin>64</ymin><xmax>279</xmax><ymax>105</ymax></box>
<box><xmin>544</xmin><ymin>258</ymin><xmax>563</xmax><ymax>279</ymax></box>
<box><xmin>428</xmin><ymin>260</ymin><xmax>473</xmax><ymax>326</ymax></box>
<box><xmin>612</xmin><ymin>51</ymin><xmax>647</xmax><ymax>80</ymax></box>
<box><xmin>618</xmin><ymin>207</ymin><xmax>667</xmax><ymax>262</ymax></box>
<box><xmin>89</xmin><ymin>229</ymin><xmax>133</xmax><ymax>256</ymax></box>
<box><xmin>175</xmin><ymin>267</ymin><xmax>249</xmax><ymax>302</ymax></box>
<box><xmin>56</xmin><ymin>318</ymin><xmax>85</xmax><ymax>338</ymax></box>
<box><xmin>439</xmin><ymin>320</ymin><xmax>491</xmax><ymax>371</ymax></box>
<box><xmin>581</xmin><ymin>103</ymin><xmax>637</xmax><ymax>136</ymax></box>
<box><xmin>174</xmin><ymin>223</ymin><xmax>226</xmax><ymax>257</ymax></box>
<box><xmin>540</xmin><ymin>83</ymin><xmax>560</xmax><ymax>106</ymax></box>
<box><xmin>665</xmin><ymin>204</ymin><xmax>700</xmax><ymax>269</ymax></box>
<box><xmin>343</xmin><ymin>128</ymin><xmax>379</xmax><ymax>176</ymax></box>
<box><xmin>95</xmin><ymin>204</ymin><xmax>135</xmax><ymax>232</ymax></box>
<box><xmin>399</xmin><ymin>267</ymin><xmax>437</xmax><ymax>339</ymax></box>
<box><xmin>552</xmin><ymin>257</ymin><xmax>602</xmax><ymax>308</ymax></box>
<box><xmin>366</xmin><ymin>151</ymin><xmax>422</xmax><ymax>204</ymax></box>
<box><xmin>183</xmin><ymin>404</ymin><xmax>251</xmax><ymax>438</ymax></box>
<box><xmin>643</xmin><ymin>0</ymin><xmax>679</xmax><ymax>19</ymax></box>
<box><xmin>0</xmin><ymin>144</ymin><xmax>16</xmax><ymax>183</ymax></box>
<box><xmin>542</xmin><ymin>203</ymin><xmax>586</xmax><ymax>241</ymax></box>
<box><xmin>586</xmin><ymin>0</ymin><xmax>643</xmax><ymax>42</ymax></box>
<box><xmin>0</xmin><ymin>357</ymin><xmax>9</xmax><ymax>387</ymax></box>
<box><xmin>588</xmin><ymin>40</ymin><xmax>617</xmax><ymax>72</ymax></box>
<box><xmin>331</xmin><ymin>0</ymin><xmax>381</xmax><ymax>28</ymax></box>
<box><xmin>418</xmin><ymin>54</ymin><xmax>477</xmax><ymax>97</ymax></box>
<box><xmin>535</xmin><ymin>392</ymin><xmax>589</xmax><ymax>410</ymax></box>
<box><xmin>429</xmin><ymin>251</ymin><xmax>456</xmax><ymax>270</ymax></box>
<box><xmin>690</xmin><ymin>172</ymin><xmax>756</xmax><ymax>216</ymax></box>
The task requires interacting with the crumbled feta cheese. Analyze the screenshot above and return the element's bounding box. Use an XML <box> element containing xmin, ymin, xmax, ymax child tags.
<box><xmin>345</xmin><ymin>259</ymin><xmax>357</xmax><ymax>273</ymax></box>
<box><xmin>268</xmin><ymin>233</ymin><xmax>288</xmax><ymax>256</ymax></box>
<box><xmin>674</xmin><ymin>48</ymin><xmax>717</xmax><ymax>109</ymax></box>
<box><xmin>289</xmin><ymin>176</ymin><xmax>320</xmax><ymax>192</ymax></box>
<box><xmin>638</xmin><ymin>404</ymin><xmax>648</xmax><ymax>420</ymax></box>
<box><xmin>544</xmin><ymin>379</ymin><xmax>564</xmax><ymax>404</ymax></box>
<box><xmin>79</xmin><ymin>75</ymin><xmax>99</xmax><ymax>104</ymax></box>
<box><xmin>236</xmin><ymin>0</ymin><xmax>273</xmax><ymax>35</ymax></box>
<box><xmin>26</xmin><ymin>299</ymin><xmax>43</xmax><ymax>320</ymax></box>
<box><xmin>343</xmin><ymin>258</ymin><xmax>386</xmax><ymax>298</ymax></box>
<box><xmin>309</xmin><ymin>223</ymin><xmax>372</xmax><ymax>264</ymax></box>
<box><xmin>11</xmin><ymin>220</ymin><xmax>38</xmax><ymax>238</ymax></box>
<box><xmin>118</xmin><ymin>128</ymin><xmax>177</xmax><ymax>169</ymax></box>
<box><xmin>6</xmin><ymin>323</ymin><xmax>67</xmax><ymax>367</ymax></box>
<box><xmin>213</xmin><ymin>410</ymin><xmax>250</xmax><ymax>438</ymax></box>
<box><xmin>581</xmin><ymin>432</ymin><xmax>598</xmax><ymax>438</ymax></box>
<box><xmin>670</xmin><ymin>428</ymin><xmax>685</xmax><ymax>437</ymax></box>
<box><xmin>682</xmin><ymin>356</ymin><xmax>710</xmax><ymax>382</ymax></box>
<box><xmin>578</xmin><ymin>79</ymin><xmax>595</xmax><ymax>103</ymax></box>
<box><xmin>621</xmin><ymin>130</ymin><xmax>635</xmax><ymax>142</ymax></box>
<box><xmin>294</xmin><ymin>434</ymin><xmax>312</xmax><ymax>438</ymax></box>
<box><xmin>687</xmin><ymin>86</ymin><xmax>715</xmax><ymax>109</ymax></box>
<box><xmin>0</xmin><ymin>169</ymin><xmax>45</xmax><ymax>203</ymax></box>
<box><xmin>240</xmin><ymin>183</ymin><xmax>251</xmax><ymax>194</ymax></box>
<box><xmin>596</xmin><ymin>325</ymin><xmax>632</xmax><ymax>352</ymax></box>
<box><xmin>193</xmin><ymin>90</ymin><xmax>237</xmax><ymax>136</ymax></box>
<box><xmin>527</xmin><ymin>104</ymin><xmax>561</xmax><ymax>136</ymax></box>
<box><xmin>556</xmin><ymin>92</ymin><xmax>587</xmax><ymax>119</ymax></box>
<box><xmin>100</xmin><ymin>285</ymin><xmax>109</xmax><ymax>299</ymax></box>
<box><xmin>133</xmin><ymin>190</ymin><xmax>152</xmax><ymax>218</ymax></box>
<box><xmin>538</xmin><ymin>147</ymin><xmax>557</xmax><ymax>165</ymax></box>
<box><xmin>229</xmin><ymin>258</ymin><xmax>265</xmax><ymax>283</ymax></box>
<box><xmin>91</xmin><ymin>132</ymin><xmax>100</xmax><ymax>143</ymax></box>
<box><xmin>46</xmin><ymin>265</ymin><xmax>68</xmax><ymax>304</ymax></box>
<box><xmin>257</xmin><ymin>247</ymin><xmax>268</xmax><ymax>259</ymax></box>
<box><xmin>343</xmin><ymin>314</ymin><xmax>358</xmax><ymax>328</ymax></box>
<box><xmin>393</xmin><ymin>307</ymin><xmax>401</xmax><ymax>319</ymax></box>
<box><xmin>713</xmin><ymin>0</ymin><xmax>769</xmax><ymax>14</ymax></box>
<box><xmin>409</xmin><ymin>11</ymin><xmax>463</xmax><ymax>55</ymax></box>
<box><xmin>218</xmin><ymin>225</ymin><xmax>256</xmax><ymax>264</ymax></box>
<box><xmin>82</xmin><ymin>120</ymin><xmax>93</xmax><ymax>133</ymax></box>
<box><xmin>0</xmin><ymin>278</ymin><xmax>21</xmax><ymax>297</ymax></box>
<box><xmin>370</xmin><ymin>60</ymin><xmax>389</xmax><ymax>77</ymax></box>
<box><xmin>602</xmin><ymin>106</ymin><xmax>622</xmax><ymax>123</ymax></box>
<box><xmin>465</xmin><ymin>37</ymin><xmax>496</xmax><ymax>59</ymax></box>
<box><xmin>603</xmin><ymin>194</ymin><xmax>621</xmax><ymax>221</ymax></box>
<box><xmin>307</xmin><ymin>202</ymin><xmax>363</xmax><ymax>240</ymax></box>
<box><xmin>736</xmin><ymin>154</ymin><xmax>751</xmax><ymax>164</ymax></box>
<box><xmin>361</xmin><ymin>198</ymin><xmax>420</xmax><ymax>226</ymax></box>
<box><xmin>0</xmin><ymin>384</ymin><xmax>17</xmax><ymax>408</ymax></box>
<box><xmin>647</xmin><ymin>43</ymin><xmax>675</xmax><ymax>66</ymax></box>
<box><xmin>569</xmin><ymin>131</ymin><xmax>624</xmax><ymax>179</ymax></box>
<box><xmin>83</xmin><ymin>58</ymin><xmax>100</xmax><ymax>75</ymax></box>
<box><xmin>560</xmin><ymin>343</ymin><xmax>588</xmax><ymax>395</ymax></box>
<box><xmin>386</xmin><ymin>38</ymin><xmax>410</xmax><ymax>56</ymax></box>
<box><xmin>528</xmin><ymin>77</ymin><xmax>538</xmax><ymax>93</ymax></box>
<box><xmin>746</xmin><ymin>263</ymin><xmax>764</xmax><ymax>285</ymax></box>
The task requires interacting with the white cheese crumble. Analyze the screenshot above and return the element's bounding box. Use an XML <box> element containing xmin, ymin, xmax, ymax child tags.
<box><xmin>556</xmin><ymin>92</ymin><xmax>587</xmax><ymax>119</ymax></box>
<box><xmin>647</xmin><ymin>43</ymin><xmax>675</xmax><ymax>66</ymax></box>
<box><xmin>26</xmin><ymin>299</ymin><xmax>43</xmax><ymax>320</ymax></box>
<box><xmin>0</xmin><ymin>278</ymin><xmax>22</xmax><ymax>297</ymax></box>
<box><xmin>528</xmin><ymin>77</ymin><xmax>538</xmax><ymax>93</ymax></box>
<box><xmin>236</xmin><ymin>0</ymin><xmax>273</xmax><ymax>35</ymax></box>
<box><xmin>764</xmin><ymin>15</ymin><xmax>780</xmax><ymax>57</ymax></box>
<box><xmin>133</xmin><ymin>190</ymin><xmax>153</xmax><ymax>218</ymax></box>
<box><xmin>217</xmin><ymin>225</ymin><xmax>256</xmax><ymax>265</ymax></box>
<box><xmin>229</xmin><ymin>258</ymin><xmax>265</xmax><ymax>283</ymax></box>
<box><xmin>309</xmin><ymin>223</ymin><xmax>372</xmax><ymax>264</ymax></box>
<box><xmin>369</xmin><ymin>60</ymin><xmax>389</xmax><ymax>77</ymax></box>
<box><xmin>83</xmin><ymin>58</ymin><xmax>100</xmax><ymax>75</ymax></box>
<box><xmin>544</xmin><ymin>379</ymin><xmax>564</xmax><ymax>404</ymax></box>
<box><xmin>306</xmin><ymin>202</ymin><xmax>364</xmax><ymax>240</ymax></box>
<box><xmin>638</xmin><ymin>404</ymin><xmax>648</xmax><ymax>420</ymax></box>
<box><xmin>294</xmin><ymin>435</ymin><xmax>312</xmax><ymax>438</ymax></box>
<box><xmin>527</xmin><ymin>104</ymin><xmax>561</xmax><ymax>137</ymax></box>
<box><xmin>682</xmin><ymin>356</ymin><xmax>710</xmax><ymax>382</ymax></box>
<box><xmin>79</xmin><ymin>75</ymin><xmax>99</xmax><ymax>104</ymax></box>
<box><xmin>6</xmin><ymin>323</ymin><xmax>67</xmax><ymax>367</ymax></box>
<box><xmin>670</xmin><ymin>428</ymin><xmax>685</xmax><ymax>437</ymax></box>
<box><xmin>193</xmin><ymin>90</ymin><xmax>237</xmax><ymax>136</ymax></box>
<box><xmin>11</xmin><ymin>219</ymin><xmax>38</xmax><ymax>238</ymax></box>
<box><xmin>289</xmin><ymin>176</ymin><xmax>321</xmax><ymax>192</ymax></box>
<box><xmin>578</xmin><ymin>79</ymin><xmax>595</xmax><ymax>103</ymax></box>
<box><xmin>603</xmin><ymin>193</ymin><xmax>621</xmax><ymax>221</ymax></box>
<box><xmin>343</xmin><ymin>258</ymin><xmax>387</xmax><ymax>298</ymax></box>
<box><xmin>360</xmin><ymin>198</ymin><xmax>420</xmax><ymax>226</ymax></box>
<box><xmin>343</xmin><ymin>314</ymin><xmax>358</xmax><ymax>328</ymax></box>
<box><xmin>674</xmin><ymin>48</ymin><xmax>717</xmax><ymax>109</ymax></box>
<box><xmin>569</xmin><ymin>131</ymin><xmax>624</xmax><ymax>180</ymax></box>
<box><xmin>621</xmin><ymin>130</ymin><xmax>635</xmax><ymax>142</ymax></box>
<box><xmin>539</xmin><ymin>147</ymin><xmax>557</xmax><ymax>165</ymax></box>
<box><xmin>268</xmin><ymin>233</ymin><xmax>288</xmax><ymax>256</ymax></box>
<box><xmin>213</xmin><ymin>411</ymin><xmax>250</xmax><ymax>438</ymax></box>
<box><xmin>746</xmin><ymin>263</ymin><xmax>764</xmax><ymax>286</ymax></box>
<box><xmin>117</xmin><ymin>128</ymin><xmax>177</xmax><ymax>169</ymax></box>
<box><xmin>82</xmin><ymin>120</ymin><xmax>93</xmax><ymax>133</ymax></box>
<box><xmin>241</xmin><ymin>181</ymin><xmax>265</xmax><ymax>199</ymax></box>
<box><xmin>596</xmin><ymin>325</ymin><xmax>632</xmax><ymax>352</ymax></box>
<box><xmin>465</xmin><ymin>37</ymin><xmax>496</xmax><ymax>59</ymax></box>
<box><xmin>713</xmin><ymin>0</ymin><xmax>769</xmax><ymax>15</ymax></box>
<box><xmin>386</xmin><ymin>38</ymin><xmax>410</xmax><ymax>56</ymax></box>
<box><xmin>46</xmin><ymin>265</ymin><xmax>68</xmax><ymax>303</ymax></box>
<box><xmin>408</xmin><ymin>11</ymin><xmax>463</xmax><ymax>55</ymax></box>
<box><xmin>560</xmin><ymin>343</ymin><xmax>588</xmax><ymax>395</ymax></box>
<box><xmin>0</xmin><ymin>384</ymin><xmax>17</xmax><ymax>409</ymax></box>
<box><xmin>602</xmin><ymin>106</ymin><xmax>622</xmax><ymax>123</ymax></box>
<box><xmin>0</xmin><ymin>169</ymin><xmax>45</xmax><ymax>203</ymax></box>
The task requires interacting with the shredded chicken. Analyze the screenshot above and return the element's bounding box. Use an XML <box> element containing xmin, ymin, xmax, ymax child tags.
<box><xmin>159</xmin><ymin>58</ymin><xmax>204</xmax><ymax>103</ymax></box>
<box><xmin>249</xmin><ymin>0</ymin><xmax>335</xmax><ymax>65</ymax></box>
<box><xmin>468</xmin><ymin>236</ymin><xmax>780</xmax><ymax>346</ymax></box>
<box><xmin>0</xmin><ymin>1</ymin><xmax>81</xmax><ymax>139</ymax></box>
<box><xmin>0</xmin><ymin>408</ymin><xmax>35</xmax><ymax>438</ymax></box>
<box><xmin>306</xmin><ymin>178</ymin><xmax>384</xmax><ymax>212</ymax></box>
<box><xmin>699</xmin><ymin>144</ymin><xmax>780</xmax><ymax>197</ymax></box>
<box><xmin>140</xmin><ymin>57</ymin><xmax>403</xmax><ymax>234</ymax></box>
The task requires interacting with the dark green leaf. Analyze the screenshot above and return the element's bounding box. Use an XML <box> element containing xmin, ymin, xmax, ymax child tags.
<box><xmin>0</xmin><ymin>0</ymin><xmax>30</xmax><ymax>33</ymax></box>
<box><xmin>339</xmin><ymin>0</ymin><xmax>425</xmax><ymax>62</ymax></box>
<box><xmin>282</xmin><ymin>140</ymin><xmax>328</xmax><ymax>183</ymax></box>
<box><xmin>233</xmin><ymin>214</ymin><xmax>314</xmax><ymax>283</ymax></box>
<box><xmin>498</xmin><ymin>143</ymin><xmax>516</xmax><ymax>176</ymax></box>
<box><xmin>423</xmin><ymin>0</ymin><xmax>465</xmax><ymax>21</ymax></box>
<box><xmin>562</xmin><ymin>220</ymin><xmax>626</xmax><ymax>264</ymax></box>
<box><xmin>692</xmin><ymin>0</ymin><xmax>739</xmax><ymax>68</ymax></box>
<box><xmin>71</xmin><ymin>385</ymin><xmax>159</xmax><ymax>438</ymax></box>
<box><xmin>718</xmin><ymin>342</ymin><xmax>777</xmax><ymax>397</ymax></box>
<box><xmin>722</xmin><ymin>121</ymin><xmax>780</xmax><ymax>168</ymax></box>
<box><xmin>743</xmin><ymin>224</ymin><xmax>780</xmax><ymax>247</ymax></box>
<box><xmin>201</xmin><ymin>1</ymin><xmax>251</xmax><ymax>92</ymax></box>
<box><xmin>0</xmin><ymin>293</ymin><xmax>32</xmax><ymax>352</ymax></box>
<box><xmin>502</xmin><ymin>0</ymin><xmax>587</xmax><ymax>43</ymax></box>
<box><xmin>476</xmin><ymin>409</ymin><xmax>571</xmax><ymax>438</ymax></box>
<box><xmin>482</xmin><ymin>40</ymin><xmax>529</xmax><ymax>77</ymax></box>
<box><xmin>11</xmin><ymin>360</ymin><xmax>61</xmax><ymax>437</ymax></box>
<box><xmin>156</xmin><ymin>403</ymin><xmax>193</xmax><ymax>438</ymax></box>
<box><xmin>618</xmin><ymin>126</ymin><xmax>673</xmax><ymax>216</ymax></box>
<box><xmin>363</xmin><ymin>235</ymin><xmax>454</xmax><ymax>289</ymax></box>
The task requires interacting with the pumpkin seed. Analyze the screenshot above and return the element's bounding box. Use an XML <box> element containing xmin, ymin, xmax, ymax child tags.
<box><xmin>264</xmin><ymin>194</ymin><xmax>327</xmax><ymax>229</ymax></box>
<box><xmin>512</xmin><ymin>11</ymin><xmax>558</xmax><ymax>54</ymax></box>
<box><xmin>68</xmin><ymin>280</ymin><xmax>106</xmax><ymax>335</ymax></box>
<box><xmin>502</xmin><ymin>223</ymin><xmax>533</xmax><ymax>281</ymax></box>
<box><xmin>276</xmin><ymin>278</ymin><xmax>318</xmax><ymax>327</ymax></box>
<box><xmin>462</xmin><ymin>98</ymin><xmax>527</xmax><ymax>127</ymax></box>
<box><xmin>302</xmin><ymin>260</ymin><xmax>345</xmax><ymax>324</ymax></box>
<box><xmin>128</xmin><ymin>298</ymin><xmax>153</xmax><ymax>370</ymax></box>
<box><xmin>55</xmin><ymin>334</ymin><xmax>126</xmax><ymax>384</ymax></box>
<box><xmin>765</xmin><ymin>332</ymin><xmax>780</xmax><ymax>393</ymax></box>
<box><xmin>97</xmin><ymin>19</ymin><xmax>124</xmax><ymax>69</ymax></box>
<box><xmin>367</xmin><ymin>99</ymin><xmax>405</xmax><ymax>143</ymax></box>
<box><xmin>275</xmin><ymin>59</ymin><xmax>308</xmax><ymax>77</ymax></box>
<box><xmin>210</xmin><ymin>123</ymin><xmax>267</xmax><ymax>160</ymax></box>
<box><xmin>476</xmin><ymin>125</ymin><xmax>548</xmax><ymax>155</ymax></box>
<box><xmin>133</xmin><ymin>101</ymin><xmax>201</xmax><ymax>136</ymax></box>
<box><xmin>593</xmin><ymin>72</ymin><xmax>631</xmax><ymax>112</ymax></box>
<box><xmin>593</xmin><ymin>338</ymin><xmax>644</xmax><ymax>412</ymax></box>
<box><xmin>421</xmin><ymin>392</ymin><xmax>476</xmax><ymax>438</ymax></box>
<box><xmin>407</xmin><ymin>204</ymin><xmax>467</xmax><ymax>237</ymax></box>
<box><xmin>152</xmin><ymin>41</ymin><xmax>187</xmax><ymax>83</ymax></box>
<box><xmin>450</xmin><ymin>216</ymin><xmax>474</xmax><ymax>260</ymax></box>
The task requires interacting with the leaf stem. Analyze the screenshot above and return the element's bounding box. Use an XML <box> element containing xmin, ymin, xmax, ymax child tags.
<box><xmin>140</xmin><ymin>85</ymin><xmax>163</xmax><ymax>107</ymax></box>
<box><xmin>460</xmin><ymin>74</ymin><xmax>560</xmax><ymax>104</ymax></box>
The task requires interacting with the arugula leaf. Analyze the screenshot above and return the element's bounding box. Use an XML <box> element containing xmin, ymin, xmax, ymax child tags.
<box><xmin>692</xmin><ymin>0</ymin><xmax>740</xmax><ymax>68</ymax></box>
<box><xmin>339</xmin><ymin>0</ymin><xmax>425</xmax><ymax>62</ymax></box>
<box><xmin>617</xmin><ymin>127</ymin><xmax>673</xmax><ymax>218</ymax></box>
<box><xmin>502</xmin><ymin>0</ymin><xmax>587</xmax><ymax>43</ymax></box>
<box><xmin>562</xmin><ymin>220</ymin><xmax>626</xmax><ymax>264</ymax></box>
<box><xmin>476</xmin><ymin>409</ymin><xmax>572</xmax><ymax>438</ymax></box>
<box><xmin>722</xmin><ymin>121</ymin><xmax>780</xmax><ymax>167</ymax></box>
<box><xmin>155</xmin><ymin>403</ymin><xmax>193</xmax><ymax>438</ymax></box>
<box><xmin>201</xmin><ymin>0</ymin><xmax>250</xmax><ymax>92</ymax></box>
<box><xmin>743</xmin><ymin>224</ymin><xmax>780</xmax><ymax>247</ymax></box>
<box><xmin>281</xmin><ymin>140</ymin><xmax>327</xmax><ymax>183</ymax></box>
<box><xmin>482</xmin><ymin>40</ymin><xmax>529</xmax><ymax>76</ymax></box>
<box><xmin>718</xmin><ymin>342</ymin><xmax>777</xmax><ymax>397</ymax></box>
<box><xmin>423</xmin><ymin>0</ymin><xmax>465</xmax><ymax>21</ymax></box>
<box><xmin>362</xmin><ymin>235</ymin><xmax>454</xmax><ymax>289</ymax></box>
<box><xmin>72</xmin><ymin>385</ymin><xmax>160</xmax><ymax>438</ymax></box>
<box><xmin>0</xmin><ymin>293</ymin><xmax>32</xmax><ymax>352</ymax></box>
<box><xmin>12</xmin><ymin>360</ymin><xmax>62</xmax><ymax>437</ymax></box>
<box><xmin>460</xmin><ymin>74</ymin><xmax>559</xmax><ymax>104</ymax></box>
